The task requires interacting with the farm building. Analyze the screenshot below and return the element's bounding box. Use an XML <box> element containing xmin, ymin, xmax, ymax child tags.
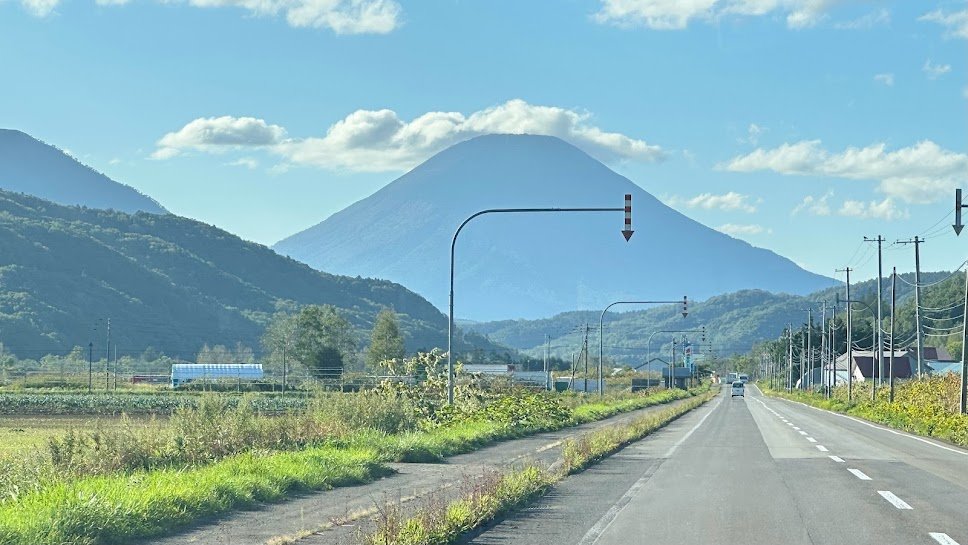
<box><xmin>170</xmin><ymin>363</ymin><xmax>263</xmax><ymax>388</ymax></box>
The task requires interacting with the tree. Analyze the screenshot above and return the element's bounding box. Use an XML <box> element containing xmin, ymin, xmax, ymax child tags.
<box><xmin>367</xmin><ymin>308</ymin><xmax>405</xmax><ymax>371</ymax></box>
<box><xmin>262</xmin><ymin>311</ymin><xmax>299</xmax><ymax>387</ymax></box>
<box><xmin>292</xmin><ymin>305</ymin><xmax>356</xmax><ymax>379</ymax></box>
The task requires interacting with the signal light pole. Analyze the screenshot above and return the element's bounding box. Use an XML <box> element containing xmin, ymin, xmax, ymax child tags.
<box><xmin>447</xmin><ymin>195</ymin><xmax>634</xmax><ymax>405</ymax></box>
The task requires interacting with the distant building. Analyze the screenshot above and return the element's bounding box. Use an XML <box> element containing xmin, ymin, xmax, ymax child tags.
<box><xmin>170</xmin><ymin>363</ymin><xmax>263</xmax><ymax>388</ymax></box>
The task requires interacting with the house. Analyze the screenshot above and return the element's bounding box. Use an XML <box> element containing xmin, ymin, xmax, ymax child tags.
<box><xmin>830</xmin><ymin>350</ymin><xmax>914</xmax><ymax>383</ymax></box>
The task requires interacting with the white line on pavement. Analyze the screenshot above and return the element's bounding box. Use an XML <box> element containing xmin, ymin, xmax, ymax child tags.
<box><xmin>793</xmin><ymin>426</ymin><xmax>801</xmax><ymax>430</ymax></box>
<box><xmin>829</xmin><ymin>455</ymin><xmax>845</xmax><ymax>463</ymax></box>
<box><xmin>847</xmin><ymin>468</ymin><xmax>871</xmax><ymax>480</ymax></box>
<box><xmin>767</xmin><ymin>393</ymin><xmax>968</xmax><ymax>458</ymax></box>
<box><xmin>929</xmin><ymin>532</ymin><xmax>961</xmax><ymax>545</ymax></box>
<box><xmin>806</xmin><ymin>437</ymin><xmax>817</xmax><ymax>443</ymax></box>
<box><xmin>878</xmin><ymin>490</ymin><xmax>913</xmax><ymax>510</ymax></box>
<box><xmin>798</xmin><ymin>431</ymin><xmax>809</xmax><ymax>435</ymax></box>
<box><xmin>816</xmin><ymin>445</ymin><xmax>829</xmax><ymax>452</ymax></box>
<box><xmin>663</xmin><ymin>396</ymin><xmax>720</xmax><ymax>458</ymax></box>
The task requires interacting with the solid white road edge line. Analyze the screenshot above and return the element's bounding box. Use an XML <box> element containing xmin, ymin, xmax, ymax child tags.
<box><xmin>877</xmin><ymin>490</ymin><xmax>913</xmax><ymax>510</ymax></box>
<box><xmin>847</xmin><ymin>468</ymin><xmax>871</xmax><ymax>480</ymax></box>
<box><xmin>751</xmin><ymin>384</ymin><xmax>968</xmax><ymax>458</ymax></box>
<box><xmin>929</xmin><ymin>532</ymin><xmax>961</xmax><ymax>545</ymax></box>
<box><xmin>577</xmin><ymin>396</ymin><xmax>721</xmax><ymax>545</ymax></box>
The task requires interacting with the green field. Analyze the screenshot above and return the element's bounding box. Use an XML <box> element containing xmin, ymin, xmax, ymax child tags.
<box><xmin>0</xmin><ymin>415</ymin><xmax>134</xmax><ymax>454</ymax></box>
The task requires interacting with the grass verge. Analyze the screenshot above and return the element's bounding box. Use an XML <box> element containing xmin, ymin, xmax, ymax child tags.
<box><xmin>363</xmin><ymin>388</ymin><xmax>718</xmax><ymax>545</ymax></box>
<box><xmin>0</xmin><ymin>446</ymin><xmax>387</xmax><ymax>545</ymax></box>
<box><xmin>759</xmin><ymin>377</ymin><xmax>968</xmax><ymax>448</ymax></box>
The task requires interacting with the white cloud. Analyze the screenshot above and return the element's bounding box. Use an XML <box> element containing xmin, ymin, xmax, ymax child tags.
<box><xmin>838</xmin><ymin>198</ymin><xmax>908</xmax><ymax>221</ymax></box>
<box><xmin>920</xmin><ymin>6</ymin><xmax>968</xmax><ymax>40</ymax></box>
<box><xmin>873</xmin><ymin>73</ymin><xmax>894</xmax><ymax>87</ymax></box>
<box><xmin>834</xmin><ymin>8</ymin><xmax>889</xmax><ymax>29</ymax></box>
<box><xmin>742</xmin><ymin>123</ymin><xmax>765</xmax><ymax>146</ymax></box>
<box><xmin>20</xmin><ymin>0</ymin><xmax>58</xmax><ymax>16</ymax></box>
<box><xmin>93</xmin><ymin>0</ymin><xmax>401</xmax><ymax>33</ymax></box>
<box><xmin>792</xmin><ymin>191</ymin><xmax>832</xmax><ymax>216</ymax></box>
<box><xmin>722</xmin><ymin>140</ymin><xmax>968</xmax><ymax>204</ymax></box>
<box><xmin>108</xmin><ymin>157</ymin><xmax>122</xmax><ymax>165</ymax></box>
<box><xmin>152</xmin><ymin>116</ymin><xmax>286</xmax><ymax>159</ymax></box>
<box><xmin>718</xmin><ymin>223</ymin><xmax>769</xmax><ymax>236</ymax></box>
<box><xmin>594</xmin><ymin>0</ymin><xmax>847</xmax><ymax>30</ymax></box>
<box><xmin>153</xmin><ymin>100</ymin><xmax>666</xmax><ymax>172</ymax></box>
<box><xmin>668</xmin><ymin>191</ymin><xmax>758</xmax><ymax>213</ymax></box>
<box><xmin>593</xmin><ymin>0</ymin><xmax>719</xmax><ymax>30</ymax></box>
<box><xmin>227</xmin><ymin>157</ymin><xmax>260</xmax><ymax>169</ymax></box>
<box><xmin>923</xmin><ymin>59</ymin><xmax>952</xmax><ymax>79</ymax></box>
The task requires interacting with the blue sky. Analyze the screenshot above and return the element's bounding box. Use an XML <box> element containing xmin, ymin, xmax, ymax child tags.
<box><xmin>1</xmin><ymin>0</ymin><xmax>966</xmax><ymax>285</ymax></box>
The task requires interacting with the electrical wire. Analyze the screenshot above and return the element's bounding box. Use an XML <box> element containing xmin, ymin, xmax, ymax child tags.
<box><xmin>919</xmin><ymin>208</ymin><xmax>955</xmax><ymax>237</ymax></box>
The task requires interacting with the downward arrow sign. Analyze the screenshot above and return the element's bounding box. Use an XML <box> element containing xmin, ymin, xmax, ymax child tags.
<box><xmin>622</xmin><ymin>194</ymin><xmax>633</xmax><ymax>242</ymax></box>
<box><xmin>955</xmin><ymin>188</ymin><xmax>965</xmax><ymax>236</ymax></box>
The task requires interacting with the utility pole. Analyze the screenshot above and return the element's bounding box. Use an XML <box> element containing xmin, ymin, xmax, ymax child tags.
<box><xmin>105</xmin><ymin>318</ymin><xmax>111</xmax><ymax>391</ymax></box>
<box><xmin>820</xmin><ymin>301</ymin><xmax>826</xmax><ymax>390</ymax></box>
<box><xmin>788</xmin><ymin>324</ymin><xmax>794</xmax><ymax>392</ymax></box>
<box><xmin>88</xmin><ymin>342</ymin><xmax>93</xmax><ymax>393</ymax></box>
<box><xmin>800</xmin><ymin>308</ymin><xmax>812</xmax><ymax>390</ymax></box>
<box><xmin>897</xmin><ymin>237</ymin><xmax>924</xmax><ymax>378</ymax></box>
<box><xmin>890</xmin><ymin>267</ymin><xmax>897</xmax><ymax>402</ymax></box>
<box><xmin>962</xmin><ymin>263</ymin><xmax>968</xmax><ymax>414</ymax></box>
<box><xmin>864</xmin><ymin>236</ymin><xmax>885</xmax><ymax>396</ymax></box>
<box><xmin>956</xmin><ymin>188</ymin><xmax>968</xmax><ymax>413</ymax></box>
<box><xmin>544</xmin><ymin>334</ymin><xmax>550</xmax><ymax>391</ymax></box>
<box><xmin>837</xmin><ymin>267</ymin><xmax>854</xmax><ymax>402</ymax></box>
<box><xmin>671</xmin><ymin>337</ymin><xmax>678</xmax><ymax>389</ymax></box>
<box><xmin>582</xmin><ymin>324</ymin><xmax>590</xmax><ymax>393</ymax></box>
<box><xmin>801</xmin><ymin>322</ymin><xmax>807</xmax><ymax>390</ymax></box>
<box><xmin>830</xmin><ymin>305</ymin><xmax>837</xmax><ymax>397</ymax></box>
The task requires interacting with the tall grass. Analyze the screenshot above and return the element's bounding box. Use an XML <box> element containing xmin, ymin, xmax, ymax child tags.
<box><xmin>0</xmin><ymin>381</ymin><xmax>710</xmax><ymax>545</ymax></box>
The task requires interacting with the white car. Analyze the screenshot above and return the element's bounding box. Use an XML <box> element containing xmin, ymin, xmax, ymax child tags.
<box><xmin>731</xmin><ymin>381</ymin><xmax>745</xmax><ymax>397</ymax></box>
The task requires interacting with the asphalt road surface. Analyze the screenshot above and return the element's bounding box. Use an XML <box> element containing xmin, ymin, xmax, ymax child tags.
<box><xmin>465</xmin><ymin>384</ymin><xmax>968</xmax><ymax>545</ymax></box>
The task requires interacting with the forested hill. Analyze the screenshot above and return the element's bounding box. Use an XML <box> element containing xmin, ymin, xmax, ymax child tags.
<box><xmin>464</xmin><ymin>270</ymin><xmax>957</xmax><ymax>367</ymax></box>
<box><xmin>0</xmin><ymin>190</ymin><xmax>501</xmax><ymax>359</ymax></box>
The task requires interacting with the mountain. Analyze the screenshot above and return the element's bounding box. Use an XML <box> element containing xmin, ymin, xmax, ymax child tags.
<box><xmin>274</xmin><ymin>134</ymin><xmax>836</xmax><ymax>321</ymax></box>
<box><xmin>463</xmin><ymin>270</ymin><xmax>958</xmax><ymax>369</ymax></box>
<box><xmin>0</xmin><ymin>190</ymin><xmax>502</xmax><ymax>359</ymax></box>
<box><xmin>0</xmin><ymin>129</ymin><xmax>166</xmax><ymax>214</ymax></box>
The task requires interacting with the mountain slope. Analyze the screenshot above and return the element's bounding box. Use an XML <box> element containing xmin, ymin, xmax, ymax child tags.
<box><xmin>0</xmin><ymin>129</ymin><xmax>166</xmax><ymax>214</ymax></box>
<box><xmin>0</xmin><ymin>190</ymin><xmax>500</xmax><ymax>359</ymax></box>
<box><xmin>275</xmin><ymin>134</ymin><xmax>836</xmax><ymax>320</ymax></box>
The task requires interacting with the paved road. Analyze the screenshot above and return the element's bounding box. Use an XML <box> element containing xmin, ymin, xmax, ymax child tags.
<box><xmin>141</xmin><ymin>395</ymin><xmax>704</xmax><ymax>545</ymax></box>
<box><xmin>466</xmin><ymin>385</ymin><xmax>968</xmax><ymax>545</ymax></box>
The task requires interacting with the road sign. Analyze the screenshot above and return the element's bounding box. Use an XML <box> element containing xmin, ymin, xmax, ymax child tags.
<box><xmin>622</xmin><ymin>194</ymin><xmax>634</xmax><ymax>241</ymax></box>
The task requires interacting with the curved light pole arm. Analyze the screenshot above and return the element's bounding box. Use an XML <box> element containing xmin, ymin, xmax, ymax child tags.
<box><xmin>449</xmin><ymin>207</ymin><xmax>624</xmax><ymax>405</ymax></box>
<box><xmin>598</xmin><ymin>298</ymin><xmax>687</xmax><ymax>397</ymax></box>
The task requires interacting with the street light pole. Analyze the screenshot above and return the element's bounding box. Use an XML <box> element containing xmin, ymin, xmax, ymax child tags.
<box><xmin>448</xmin><ymin>200</ymin><xmax>632</xmax><ymax>405</ymax></box>
<box><xmin>599</xmin><ymin>298</ymin><xmax>687</xmax><ymax>397</ymax></box>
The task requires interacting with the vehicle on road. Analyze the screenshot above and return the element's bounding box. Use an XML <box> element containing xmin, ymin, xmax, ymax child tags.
<box><xmin>738</xmin><ymin>374</ymin><xmax>749</xmax><ymax>383</ymax></box>
<box><xmin>731</xmin><ymin>381</ymin><xmax>745</xmax><ymax>397</ymax></box>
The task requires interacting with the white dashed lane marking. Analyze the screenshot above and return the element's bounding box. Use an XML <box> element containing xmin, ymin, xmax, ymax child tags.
<box><xmin>816</xmin><ymin>445</ymin><xmax>829</xmax><ymax>452</ymax></box>
<box><xmin>806</xmin><ymin>437</ymin><xmax>817</xmax><ymax>443</ymax></box>
<box><xmin>829</xmin><ymin>455</ymin><xmax>845</xmax><ymax>463</ymax></box>
<box><xmin>847</xmin><ymin>468</ymin><xmax>871</xmax><ymax>480</ymax></box>
<box><xmin>878</xmin><ymin>490</ymin><xmax>913</xmax><ymax>510</ymax></box>
<box><xmin>930</xmin><ymin>533</ymin><xmax>961</xmax><ymax>545</ymax></box>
